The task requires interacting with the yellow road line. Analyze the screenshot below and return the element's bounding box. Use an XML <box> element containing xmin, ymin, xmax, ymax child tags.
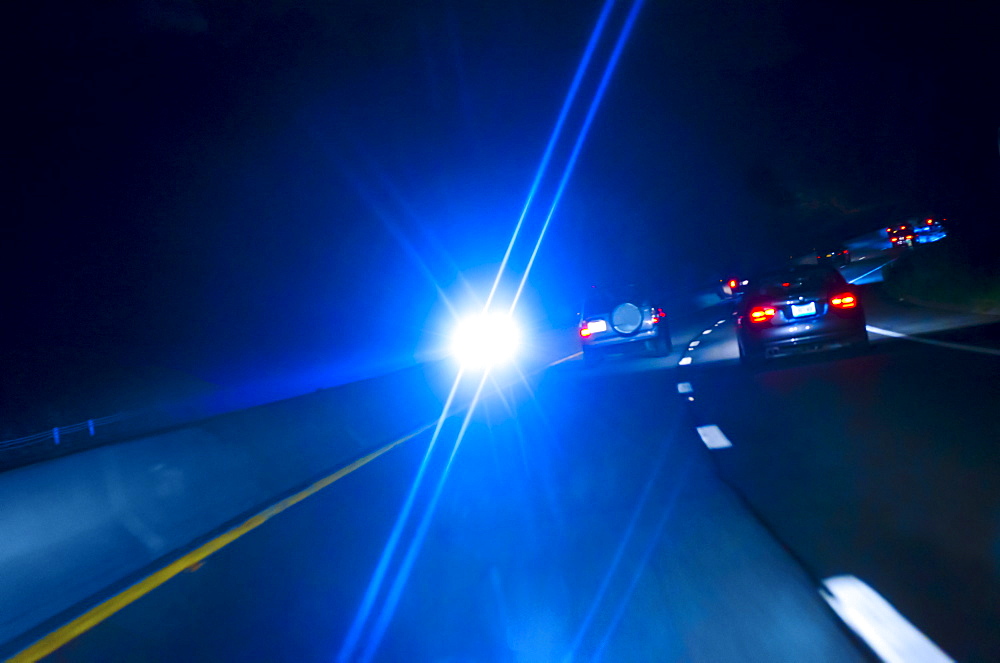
<box><xmin>7</xmin><ymin>422</ymin><xmax>436</xmax><ymax>663</ymax></box>
<box><xmin>8</xmin><ymin>351</ymin><xmax>579</xmax><ymax>662</ymax></box>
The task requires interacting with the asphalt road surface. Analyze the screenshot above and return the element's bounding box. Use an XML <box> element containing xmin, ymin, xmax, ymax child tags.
<box><xmin>28</xmin><ymin>323</ymin><xmax>874</xmax><ymax>661</ymax></box>
<box><xmin>14</xmin><ymin>260</ymin><xmax>998</xmax><ymax>663</ymax></box>
<box><xmin>675</xmin><ymin>282</ymin><xmax>1000</xmax><ymax>662</ymax></box>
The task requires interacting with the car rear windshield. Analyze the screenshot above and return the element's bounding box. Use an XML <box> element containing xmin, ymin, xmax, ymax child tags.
<box><xmin>583</xmin><ymin>285</ymin><xmax>649</xmax><ymax>316</ymax></box>
<box><xmin>748</xmin><ymin>268</ymin><xmax>845</xmax><ymax>298</ymax></box>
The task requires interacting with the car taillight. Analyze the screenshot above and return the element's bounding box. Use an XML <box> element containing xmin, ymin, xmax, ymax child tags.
<box><xmin>831</xmin><ymin>292</ymin><xmax>858</xmax><ymax>309</ymax></box>
<box><xmin>580</xmin><ymin>319</ymin><xmax>607</xmax><ymax>337</ymax></box>
<box><xmin>905</xmin><ymin>235</ymin><xmax>914</xmax><ymax>240</ymax></box>
<box><xmin>749</xmin><ymin>306</ymin><xmax>776</xmax><ymax>323</ymax></box>
<box><xmin>728</xmin><ymin>279</ymin><xmax>737</xmax><ymax>289</ymax></box>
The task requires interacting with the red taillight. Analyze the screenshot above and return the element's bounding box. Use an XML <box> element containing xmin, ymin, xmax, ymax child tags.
<box><xmin>749</xmin><ymin>306</ymin><xmax>776</xmax><ymax>323</ymax></box>
<box><xmin>728</xmin><ymin>279</ymin><xmax>737</xmax><ymax>289</ymax></box>
<box><xmin>890</xmin><ymin>236</ymin><xmax>898</xmax><ymax>242</ymax></box>
<box><xmin>905</xmin><ymin>235</ymin><xmax>914</xmax><ymax>240</ymax></box>
<box><xmin>831</xmin><ymin>292</ymin><xmax>858</xmax><ymax>309</ymax></box>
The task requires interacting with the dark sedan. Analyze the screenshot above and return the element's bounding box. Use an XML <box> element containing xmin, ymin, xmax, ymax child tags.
<box><xmin>736</xmin><ymin>265</ymin><xmax>868</xmax><ymax>365</ymax></box>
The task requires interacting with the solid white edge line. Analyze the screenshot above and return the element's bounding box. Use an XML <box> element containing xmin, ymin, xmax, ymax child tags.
<box><xmin>677</xmin><ymin>382</ymin><xmax>693</xmax><ymax>394</ymax></box>
<box><xmin>866</xmin><ymin>325</ymin><xmax>1000</xmax><ymax>356</ymax></box>
<box><xmin>848</xmin><ymin>262</ymin><xmax>889</xmax><ymax>284</ymax></box>
<box><xmin>821</xmin><ymin>575</ymin><xmax>954</xmax><ymax>663</ymax></box>
<box><xmin>695</xmin><ymin>425</ymin><xmax>732</xmax><ymax>449</ymax></box>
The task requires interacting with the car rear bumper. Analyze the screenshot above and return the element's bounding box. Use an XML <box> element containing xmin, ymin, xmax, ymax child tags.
<box><xmin>582</xmin><ymin>326</ymin><xmax>666</xmax><ymax>351</ymax></box>
<box><xmin>740</xmin><ymin>317</ymin><xmax>866</xmax><ymax>358</ymax></box>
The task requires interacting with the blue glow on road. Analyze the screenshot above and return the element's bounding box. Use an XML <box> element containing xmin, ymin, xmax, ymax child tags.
<box><xmin>334</xmin><ymin>369</ymin><xmax>465</xmax><ymax>663</ymax></box>
<box><xmin>358</xmin><ymin>372</ymin><xmax>491</xmax><ymax>663</ymax></box>
<box><xmin>564</xmin><ymin>418</ymin><xmax>675</xmax><ymax>661</ymax></box>
<box><xmin>337</xmin><ymin>1</ymin><xmax>647</xmax><ymax>658</ymax></box>
<box><xmin>592</xmin><ymin>456</ymin><xmax>693</xmax><ymax>661</ymax></box>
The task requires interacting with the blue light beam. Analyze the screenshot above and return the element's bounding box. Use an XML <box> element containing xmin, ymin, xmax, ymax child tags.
<box><xmin>510</xmin><ymin>0</ymin><xmax>646</xmax><ymax>314</ymax></box>
<box><xmin>358</xmin><ymin>372</ymin><xmax>492</xmax><ymax>662</ymax></box>
<box><xmin>483</xmin><ymin>0</ymin><xmax>618</xmax><ymax>312</ymax></box>
<box><xmin>335</xmin><ymin>368</ymin><xmax>465</xmax><ymax>663</ymax></box>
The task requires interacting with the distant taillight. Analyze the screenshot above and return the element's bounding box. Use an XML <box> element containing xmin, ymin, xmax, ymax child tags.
<box><xmin>749</xmin><ymin>306</ymin><xmax>776</xmax><ymax>323</ymax></box>
<box><xmin>580</xmin><ymin>327</ymin><xmax>591</xmax><ymax>337</ymax></box>
<box><xmin>728</xmin><ymin>279</ymin><xmax>738</xmax><ymax>289</ymax></box>
<box><xmin>831</xmin><ymin>293</ymin><xmax>858</xmax><ymax>309</ymax></box>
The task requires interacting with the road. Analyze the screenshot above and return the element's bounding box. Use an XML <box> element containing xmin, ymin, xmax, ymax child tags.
<box><xmin>18</xmin><ymin>323</ymin><xmax>871</xmax><ymax>662</ymax></box>
<box><xmin>9</xmin><ymin>256</ymin><xmax>998</xmax><ymax>662</ymax></box>
<box><xmin>675</xmin><ymin>278</ymin><xmax>1000</xmax><ymax>662</ymax></box>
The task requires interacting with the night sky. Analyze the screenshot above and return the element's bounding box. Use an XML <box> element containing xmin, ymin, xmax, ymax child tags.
<box><xmin>6</xmin><ymin>1</ymin><xmax>1000</xmax><ymax>427</ymax></box>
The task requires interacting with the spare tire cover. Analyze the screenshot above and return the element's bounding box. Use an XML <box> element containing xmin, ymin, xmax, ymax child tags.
<box><xmin>611</xmin><ymin>302</ymin><xmax>643</xmax><ymax>334</ymax></box>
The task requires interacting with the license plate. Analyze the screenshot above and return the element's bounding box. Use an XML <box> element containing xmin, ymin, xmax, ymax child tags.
<box><xmin>586</xmin><ymin>320</ymin><xmax>608</xmax><ymax>333</ymax></box>
<box><xmin>791</xmin><ymin>302</ymin><xmax>817</xmax><ymax>317</ymax></box>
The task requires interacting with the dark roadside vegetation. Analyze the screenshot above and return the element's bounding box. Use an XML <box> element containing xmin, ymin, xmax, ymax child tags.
<box><xmin>883</xmin><ymin>235</ymin><xmax>1000</xmax><ymax>316</ymax></box>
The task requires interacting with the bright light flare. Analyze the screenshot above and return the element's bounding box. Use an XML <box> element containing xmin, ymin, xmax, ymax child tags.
<box><xmin>450</xmin><ymin>313</ymin><xmax>522</xmax><ymax>368</ymax></box>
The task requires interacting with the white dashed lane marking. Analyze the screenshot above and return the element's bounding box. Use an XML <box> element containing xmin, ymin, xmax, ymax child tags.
<box><xmin>677</xmin><ymin>382</ymin><xmax>693</xmax><ymax>394</ymax></box>
<box><xmin>696</xmin><ymin>425</ymin><xmax>732</xmax><ymax>449</ymax></box>
<box><xmin>821</xmin><ymin>575</ymin><xmax>954</xmax><ymax>663</ymax></box>
<box><xmin>678</xmin><ymin>357</ymin><xmax>692</xmax><ymax>366</ymax></box>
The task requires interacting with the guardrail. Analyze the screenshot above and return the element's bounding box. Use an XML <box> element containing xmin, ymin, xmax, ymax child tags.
<box><xmin>0</xmin><ymin>413</ymin><xmax>131</xmax><ymax>452</ymax></box>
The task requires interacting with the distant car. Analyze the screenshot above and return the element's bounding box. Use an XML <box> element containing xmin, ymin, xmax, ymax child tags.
<box><xmin>886</xmin><ymin>223</ymin><xmax>917</xmax><ymax>248</ymax></box>
<box><xmin>816</xmin><ymin>246</ymin><xmax>851</xmax><ymax>267</ymax></box>
<box><xmin>719</xmin><ymin>277</ymin><xmax>748</xmax><ymax>299</ymax></box>
<box><xmin>915</xmin><ymin>218</ymin><xmax>946</xmax><ymax>242</ymax></box>
<box><xmin>579</xmin><ymin>284</ymin><xmax>672</xmax><ymax>363</ymax></box>
<box><xmin>735</xmin><ymin>265</ymin><xmax>867</xmax><ymax>366</ymax></box>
